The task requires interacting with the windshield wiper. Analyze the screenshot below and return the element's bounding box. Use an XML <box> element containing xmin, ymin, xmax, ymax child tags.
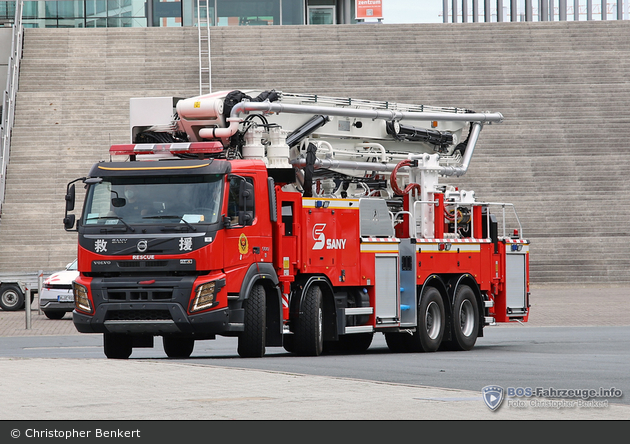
<box><xmin>143</xmin><ymin>215</ymin><xmax>197</xmax><ymax>232</ymax></box>
<box><xmin>87</xmin><ymin>216</ymin><xmax>135</xmax><ymax>232</ymax></box>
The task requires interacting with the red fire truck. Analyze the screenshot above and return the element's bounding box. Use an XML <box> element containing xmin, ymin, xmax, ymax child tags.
<box><xmin>63</xmin><ymin>89</ymin><xmax>529</xmax><ymax>359</ymax></box>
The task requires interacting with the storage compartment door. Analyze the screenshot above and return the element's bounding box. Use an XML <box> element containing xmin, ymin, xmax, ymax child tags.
<box><xmin>505</xmin><ymin>253</ymin><xmax>527</xmax><ymax>316</ymax></box>
<box><xmin>374</xmin><ymin>256</ymin><xmax>399</xmax><ymax>324</ymax></box>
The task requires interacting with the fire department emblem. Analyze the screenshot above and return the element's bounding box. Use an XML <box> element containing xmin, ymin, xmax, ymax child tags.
<box><xmin>482</xmin><ymin>385</ymin><xmax>505</xmax><ymax>411</ymax></box>
<box><xmin>238</xmin><ymin>233</ymin><xmax>249</xmax><ymax>255</ymax></box>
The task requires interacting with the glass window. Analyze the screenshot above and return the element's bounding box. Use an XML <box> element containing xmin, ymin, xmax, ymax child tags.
<box><xmin>44</xmin><ymin>1</ymin><xmax>57</xmax><ymax>18</ymax></box>
<box><xmin>282</xmin><ymin>0</ymin><xmax>304</xmax><ymax>25</ymax></box>
<box><xmin>227</xmin><ymin>176</ymin><xmax>255</xmax><ymax>224</ymax></box>
<box><xmin>309</xmin><ymin>6</ymin><xmax>335</xmax><ymax>24</ymax></box>
<box><xmin>82</xmin><ymin>175</ymin><xmax>225</xmax><ymax>227</ymax></box>
<box><xmin>153</xmin><ymin>0</ymin><xmax>182</xmax><ymax>27</ymax></box>
<box><xmin>217</xmin><ymin>0</ymin><xmax>279</xmax><ymax>26</ymax></box>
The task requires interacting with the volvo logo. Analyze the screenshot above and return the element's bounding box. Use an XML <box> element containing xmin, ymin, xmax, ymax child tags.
<box><xmin>137</xmin><ymin>240</ymin><xmax>148</xmax><ymax>253</ymax></box>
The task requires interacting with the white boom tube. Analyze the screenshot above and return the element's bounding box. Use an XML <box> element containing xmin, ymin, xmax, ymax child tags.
<box><xmin>198</xmin><ymin>101</ymin><xmax>503</xmax><ymax>140</ymax></box>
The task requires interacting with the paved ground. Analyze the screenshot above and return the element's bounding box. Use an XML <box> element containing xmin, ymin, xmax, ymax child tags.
<box><xmin>2</xmin><ymin>284</ymin><xmax>628</xmax><ymax>337</ymax></box>
<box><xmin>1</xmin><ymin>285</ymin><xmax>629</xmax><ymax>421</ymax></box>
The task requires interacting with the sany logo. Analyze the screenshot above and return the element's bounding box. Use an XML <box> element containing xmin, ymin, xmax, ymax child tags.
<box><xmin>312</xmin><ymin>223</ymin><xmax>347</xmax><ymax>250</ymax></box>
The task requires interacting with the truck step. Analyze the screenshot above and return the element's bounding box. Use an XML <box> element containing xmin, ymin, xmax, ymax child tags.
<box><xmin>344</xmin><ymin>325</ymin><xmax>374</xmax><ymax>334</ymax></box>
<box><xmin>344</xmin><ymin>307</ymin><xmax>373</xmax><ymax>316</ymax></box>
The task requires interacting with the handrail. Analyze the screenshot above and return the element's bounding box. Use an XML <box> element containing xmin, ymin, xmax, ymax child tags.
<box><xmin>412</xmin><ymin>200</ymin><xmax>524</xmax><ymax>240</ymax></box>
<box><xmin>0</xmin><ymin>0</ymin><xmax>24</xmax><ymax>216</ymax></box>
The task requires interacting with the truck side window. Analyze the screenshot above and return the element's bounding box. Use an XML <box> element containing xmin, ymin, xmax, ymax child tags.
<box><xmin>282</xmin><ymin>202</ymin><xmax>293</xmax><ymax>236</ymax></box>
<box><xmin>227</xmin><ymin>176</ymin><xmax>255</xmax><ymax>224</ymax></box>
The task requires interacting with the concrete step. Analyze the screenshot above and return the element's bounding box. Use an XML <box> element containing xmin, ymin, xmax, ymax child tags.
<box><xmin>2</xmin><ymin>23</ymin><xmax>630</xmax><ymax>282</ymax></box>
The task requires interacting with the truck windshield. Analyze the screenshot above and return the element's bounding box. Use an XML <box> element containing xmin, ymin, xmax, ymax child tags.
<box><xmin>82</xmin><ymin>175</ymin><xmax>224</xmax><ymax>227</ymax></box>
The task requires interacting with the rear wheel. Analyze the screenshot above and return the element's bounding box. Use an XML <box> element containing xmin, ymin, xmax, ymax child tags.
<box><xmin>384</xmin><ymin>332</ymin><xmax>411</xmax><ymax>353</ymax></box>
<box><xmin>294</xmin><ymin>285</ymin><xmax>324</xmax><ymax>356</ymax></box>
<box><xmin>237</xmin><ymin>284</ymin><xmax>266</xmax><ymax>358</ymax></box>
<box><xmin>336</xmin><ymin>332</ymin><xmax>374</xmax><ymax>353</ymax></box>
<box><xmin>0</xmin><ymin>285</ymin><xmax>25</xmax><ymax>311</ymax></box>
<box><xmin>449</xmin><ymin>285</ymin><xmax>479</xmax><ymax>351</ymax></box>
<box><xmin>163</xmin><ymin>337</ymin><xmax>195</xmax><ymax>358</ymax></box>
<box><xmin>44</xmin><ymin>311</ymin><xmax>66</xmax><ymax>320</ymax></box>
<box><xmin>409</xmin><ymin>286</ymin><xmax>445</xmax><ymax>352</ymax></box>
<box><xmin>103</xmin><ymin>333</ymin><xmax>132</xmax><ymax>359</ymax></box>
<box><xmin>283</xmin><ymin>334</ymin><xmax>296</xmax><ymax>354</ymax></box>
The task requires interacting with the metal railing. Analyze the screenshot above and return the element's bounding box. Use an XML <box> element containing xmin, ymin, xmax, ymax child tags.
<box><xmin>444</xmin><ymin>0</ymin><xmax>629</xmax><ymax>22</ymax></box>
<box><xmin>399</xmin><ymin>199</ymin><xmax>524</xmax><ymax>240</ymax></box>
<box><xmin>1</xmin><ymin>0</ymin><xmax>23</xmax><ymax>216</ymax></box>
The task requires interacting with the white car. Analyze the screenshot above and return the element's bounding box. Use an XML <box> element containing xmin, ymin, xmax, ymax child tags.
<box><xmin>39</xmin><ymin>259</ymin><xmax>79</xmax><ymax>320</ymax></box>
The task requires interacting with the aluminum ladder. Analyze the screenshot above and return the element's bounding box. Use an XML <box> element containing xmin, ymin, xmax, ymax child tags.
<box><xmin>196</xmin><ymin>0</ymin><xmax>212</xmax><ymax>95</ymax></box>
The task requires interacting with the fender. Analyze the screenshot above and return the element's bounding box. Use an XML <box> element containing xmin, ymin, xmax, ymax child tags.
<box><xmin>419</xmin><ymin>274</ymin><xmax>448</xmax><ymax>305</ymax></box>
<box><xmin>237</xmin><ymin>262</ymin><xmax>280</xmax><ymax>301</ymax></box>
<box><xmin>237</xmin><ymin>262</ymin><xmax>283</xmax><ymax>345</ymax></box>
<box><xmin>291</xmin><ymin>275</ymin><xmax>338</xmax><ymax>341</ymax></box>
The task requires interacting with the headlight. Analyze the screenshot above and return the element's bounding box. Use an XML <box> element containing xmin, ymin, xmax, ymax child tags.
<box><xmin>189</xmin><ymin>282</ymin><xmax>217</xmax><ymax>313</ymax></box>
<box><xmin>72</xmin><ymin>281</ymin><xmax>92</xmax><ymax>314</ymax></box>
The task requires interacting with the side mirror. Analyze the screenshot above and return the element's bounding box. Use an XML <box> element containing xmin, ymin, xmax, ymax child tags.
<box><xmin>238</xmin><ymin>211</ymin><xmax>253</xmax><ymax>226</ymax></box>
<box><xmin>65</xmin><ymin>184</ymin><xmax>75</xmax><ymax>212</ymax></box>
<box><xmin>63</xmin><ymin>214</ymin><xmax>76</xmax><ymax>230</ymax></box>
<box><xmin>111</xmin><ymin>197</ymin><xmax>126</xmax><ymax>208</ymax></box>
<box><xmin>238</xmin><ymin>180</ymin><xmax>254</xmax><ymax>226</ymax></box>
<box><xmin>239</xmin><ymin>180</ymin><xmax>254</xmax><ymax>208</ymax></box>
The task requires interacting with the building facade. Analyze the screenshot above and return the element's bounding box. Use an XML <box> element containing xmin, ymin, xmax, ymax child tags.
<box><xmin>0</xmin><ymin>0</ymin><xmax>363</xmax><ymax>28</ymax></box>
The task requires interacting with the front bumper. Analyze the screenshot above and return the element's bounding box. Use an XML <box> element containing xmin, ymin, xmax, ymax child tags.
<box><xmin>39</xmin><ymin>288</ymin><xmax>74</xmax><ymax>311</ymax></box>
<box><xmin>40</xmin><ymin>300</ymin><xmax>75</xmax><ymax>312</ymax></box>
<box><xmin>73</xmin><ymin>302</ymin><xmax>243</xmax><ymax>338</ymax></box>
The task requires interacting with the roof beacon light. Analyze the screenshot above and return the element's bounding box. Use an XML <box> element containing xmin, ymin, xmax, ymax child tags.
<box><xmin>109</xmin><ymin>142</ymin><xmax>224</xmax><ymax>156</ymax></box>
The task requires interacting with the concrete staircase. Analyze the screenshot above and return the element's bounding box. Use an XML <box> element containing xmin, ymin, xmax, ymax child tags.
<box><xmin>1</xmin><ymin>21</ymin><xmax>629</xmax><ymax>285</ymax></box>
<box><xmin>0</xmin><ymin>28</ymin><xmax>199</xmax><ymax>273</ymax></box>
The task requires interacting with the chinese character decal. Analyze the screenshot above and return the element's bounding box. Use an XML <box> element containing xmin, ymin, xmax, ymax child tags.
<box><xmin>94</xmin><ymin>239</ymin><xmax>108</xmax><ymax>253</ymax></box>
<box><xmin>179</xmin><ymin>237</ymin><xmax>193</xmax><ymax>251</ymax></box>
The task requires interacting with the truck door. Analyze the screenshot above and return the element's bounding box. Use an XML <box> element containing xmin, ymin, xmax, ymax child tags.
<box><xmin>223</xmin><ymin>175</ymin><xmax>271</xmax><ymax>294</ymax></box>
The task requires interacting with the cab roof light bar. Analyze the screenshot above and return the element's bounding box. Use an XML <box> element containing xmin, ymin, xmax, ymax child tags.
<box><xmin>109</xmin><ymin>142</ymin><xmax>224</xmax><ymax>156</ymax></box>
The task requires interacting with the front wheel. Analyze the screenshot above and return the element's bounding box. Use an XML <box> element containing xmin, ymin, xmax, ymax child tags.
<box><xmin>237</xmin><ymin>284</ymin><xmax>266</xmax><ymax>358</ymax></box>
<box><xmin>163</xmin><ymin>337</ymin><xmax>195</xmax><ymax>358</ymax></box>
<box><xmin>103</xmin><ymin>333</ymin><xmax>132</xmax><ymax>359</ymax></box>
<box><xmin>294</xmin><ymin>285</ymin><xmax>324</xmax><ymax>356</ymax></box>
<box><xmin>0</xmin><ymin>285</ymin><xmax>25</xmax><ymax>311</ymax></box>
<box><xmin>449</xmin><ymin>285</ymin><xmax>479</xmax><ymax>351</ymax></box>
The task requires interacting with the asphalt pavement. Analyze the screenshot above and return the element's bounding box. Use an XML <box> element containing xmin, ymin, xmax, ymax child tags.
<box><xmin>1</xmin><ymin>285</ymin><xmax>629</xmax><ymax>421</ymax></box>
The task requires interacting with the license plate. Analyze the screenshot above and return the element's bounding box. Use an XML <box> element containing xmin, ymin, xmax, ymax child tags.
<box><xmin>57</xmin><ymin>295</ymin><xmax>74</xmax><ymax>302</ymax></box>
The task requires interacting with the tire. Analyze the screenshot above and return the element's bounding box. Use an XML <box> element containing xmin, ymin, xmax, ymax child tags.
<box><xmin>294</xmin><ymin>284</ymin><xmax>324</xmax><ymax>356</ymax></box>
<box><xmin>0</xmin><ymin>285</ymin><xmax>25</xmax><ymax>311</ymax></box>
<box><xmin>385</xmin><ymin>332</ymin><xmax>411</xmax><ymax>353</ymax></box>
<box><xmin>336</xmin><ymin>333</ymin><xmax>374</xmax><ymax>353</ymax></box>
<box><xmin>449</xmin><ymin>285</ymin><xmax>480</xmax><ymax>351</ymax></box>
<box><xmin>44</xmin><ymin>311</ymin><xmax>66</xmax><ymax>320</ymax></box>
<box><xmin>283</xmin><ymin>334</ymin><xmax>296</xmax><ymax>354</ymax></box>
<box><xmin>163</xmin><ymin>337</ymin><xmax>195</xmax><ymax>358</ymax></box>
<box><xmin>103</xmin><ymin>333</ymin><xmax>132</xmax><ymax>359</ymax></box>
<box><xmin>409</xmin><ymin>286</ymin><xmax>445</xmax><ymax>352</ymax></box>
<box><xmin>237</xmin><ymin>284</ymin><xmax>266</xmax><ymax>358</ymax></box>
